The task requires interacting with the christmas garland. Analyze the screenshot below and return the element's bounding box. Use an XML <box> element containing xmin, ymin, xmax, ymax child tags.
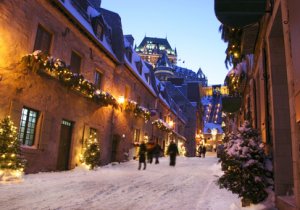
<box><xmin>219</xmin><ymin>24</ymin><xmax>243</xmax><ymax>68</ymax></box>
<box><xmin>152</xmin><ymin>119</ymin><xmax>172</xmax><ymax>132</ymax></box>
<box><xmin>21</xmin><ymin>51</ymin><xmax>118</xmax><ymax>108</ymax></box>
<box><xmin>134</xmin><ymin>105</ymin><xmax>150</xmax><ymax>122</ymax></box>
<box><xmin>125</xmin><ymin>99</ymin><xmax>150</xmax><ymax>122</ymax></box>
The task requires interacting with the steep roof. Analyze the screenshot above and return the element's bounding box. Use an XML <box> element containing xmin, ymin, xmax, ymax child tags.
<box><xmin>56</xmin><ymin>0</ymin><xmax>124</xmax><ymax>63</ymax></box>
<box><xmin>156</xmin><ymin>51</ymin><xmax>173</xmax><ymax>68</ymax></box>
<box><xmin>137</xmin><ymin>37</ymin><xmax>173</xmax><ymax>51</ymax></box>
<box><xmin>99</xmin><ymin>8</ymin><xmax>125</xmax><ymax>63</ymax></box>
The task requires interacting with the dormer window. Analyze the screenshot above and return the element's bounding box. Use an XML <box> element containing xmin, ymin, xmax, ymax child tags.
<box><xmin>71</xmin><ymin>0</ymin><xmax>89</xmax><ymax>21</ymax></box>
<box><xmin>95</xmin><ymin>23</ymin><xmax>103</xmax><ymax>40</ymax></box>
<box><xmin>135</xmin><ymin>61</ymin><xmax>143</xmax><ymax>75</ymax></box>
<box><xmin>145</xmin><ymin>73</ymin><xmax>151</xmax><ymax>84</ymax></box>
<box><xmin>125</xmin><ymin>47</ymin><xmax>132</xmax><ymax>62</ymax></box>
<box><xmin>91</xmin><ymin>16</ymin><xmax>104</xmax><ymax>41</ymax></box>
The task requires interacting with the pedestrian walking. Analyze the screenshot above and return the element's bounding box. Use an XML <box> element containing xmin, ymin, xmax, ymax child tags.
<box><xmin>201</xmin><ymin>145</ymin><xmax>207</xmax><ymax>158</ymax></box>
<box><xmin>146</xmin><ymin>142</ymin><xmax>154</xmax><ymax>164</ymax></box>
<box><xmin>167</xmin><ymin>140</ymin><xmax>179</xmax><ymax>166</ymax></box>
<box><xmin>153</xmin><ymin>143</ymin><xmax>162</xmax><ymax>164</ymax></box>
<box><xmin>138</xmin><ymin>141</ymin><xmax>147</xmax><ymax>170</ymax></box>
<box><xmin>198</xmin><ymin>145</ymin><xmax>202</xmax><ymax>157</ymax></box>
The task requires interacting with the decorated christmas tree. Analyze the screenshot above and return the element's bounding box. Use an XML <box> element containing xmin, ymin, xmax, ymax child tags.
<box><xmin>218</xmin><ymin>121</ymin><xmax>273</xmax><ymax>206</ymax></box>
<box><xmin>81</xmin><ymin>131</ymin><xmax>100</xmax><ymax>170</ymax></box>
<box><xmin>0</xmin><ymin>116</ymin><xmax>26</xmax><ymax>182</ymax></box>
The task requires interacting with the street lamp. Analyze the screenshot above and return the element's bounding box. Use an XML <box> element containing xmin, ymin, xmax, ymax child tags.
<box><xmin>168</xmin><ymin>120</ymin><xmax>174</xmax><ymax>128</ymax></box>
<box><xmin>117</xmin><ymin>96</ymin><xmax>125</xmax><ymax>111</ymax></box>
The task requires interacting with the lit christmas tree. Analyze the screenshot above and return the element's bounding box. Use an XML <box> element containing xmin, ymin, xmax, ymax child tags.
<box><xmin>0</xmin><ymin>116</ymin><xmax>26</xmax><ymax>182</ymax></box>
<box><xmin>218</xmin><ymin>121</ymin><xmax>273</xmax><ymax>206</ymax></box>
<box><xmin>80</xmin><ymin>131</ymin><xmax>100</xmax><ymax>170</ymax></box>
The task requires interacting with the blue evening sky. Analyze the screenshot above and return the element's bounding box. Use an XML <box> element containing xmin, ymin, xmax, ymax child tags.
<box><xmin>101</xmin><ymin>0</ymin><xmax>230</xmax><ymax>85</ymax></box>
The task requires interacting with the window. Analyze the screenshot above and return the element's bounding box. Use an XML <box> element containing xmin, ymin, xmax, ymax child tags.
<box><xmin>133</xmin><ymin>129</ymin><xmax>140</xmax><ymax>143</ymax></box>
<box><xmin>94</xmin><ymin>70</ymin><xmax>103</xmax><ymax>89</ymax></box>
<box><xmin>145</xmin><ymin>73</ymin><xmax>150</xmax><ymax>84</ymax></box>
<box><xmin>136</xmin><ymin>61</ymin><xmax>143</xmax><ymax>75</ymax></box>
<box><xmin>33</xmin><ymin>25</ymin><xmax>52</xmax><ymax>54</ymax></box>
<box><xmin>19</xmin><ymin>107</ymin><xmax>39</xmax><ymax>146</ymax></box>
<box><xmin>89</xmin><ymin>128</ymin><xmax>98</xmax><ymax>141</ymax></box>
<box><xmin>91</xmin><ymin>16</ymin><xmax>104</xmax><ymax>40</ymax></box>
<box><xmin>95</xmin><ymin>24</ymin><xmax>103</xmax><ymax>40</ymax></box>
<box><xmin>125</xmin><ymin>85</ymin><xmax>130</xmax><ymax>99</ymax></box>
<box><xmin>70</xmin><ymin>51</ymin><xmax>82</xmax><ymax>74</ymax></box>
<box><xmin>125</xmin><ymin>47</ymin><xmax>132</xmax><ymax>62</ymax></box>
<box><xmin>137</xmin><ymin>96</ymin><xmax>141</xmax><ymax>105</ymax></box>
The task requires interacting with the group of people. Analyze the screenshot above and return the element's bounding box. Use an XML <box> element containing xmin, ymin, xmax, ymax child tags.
<box><xmin>137</xmin><ymin>140</ymin><xmax>179</xmax><ymax>170</ymax></box>
<box><xmin>198</xmin><ymin>145</ymin><xmax>207</xmax><ymax>158</ymax></box>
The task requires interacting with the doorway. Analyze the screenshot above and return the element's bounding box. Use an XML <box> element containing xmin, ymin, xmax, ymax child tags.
<box><xmin>57</xmin><ymin>119</ymin><xmax>73</xmax><ymax>171</ymax></box>
<box><xmin>111</xmin><ymin>134</ymin><xmax>121</xmax><ymax>162</ymax></box>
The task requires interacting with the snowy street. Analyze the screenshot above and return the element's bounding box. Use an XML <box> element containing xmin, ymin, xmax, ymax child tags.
<box><xmin>0</xmin><ymin>153</ymin><xmax>273</xmax><ymax>210</ymax></box>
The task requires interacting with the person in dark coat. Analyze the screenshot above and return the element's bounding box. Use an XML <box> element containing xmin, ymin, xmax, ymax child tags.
<box><xmin>167</xmin><ymin>140</ymin><xmax>179</xmax><ymax>166</ymax></box>
<box><xmin>201</xmin><ymin>145</ymin><xmax>207</xmax><ymax>158</ymax></box>
<box><xmin>146</xmin><ymin>142</ymin><xmax>154</xmax><ymax>164</ymax></box>
<box><xmin>138</xmin><ymin>141</ymin><xmax>147</xmax><ymax>170</ymax></box>
<box><xmin>198</xmin><ymin>145</ymin><xmax>203</xmax><ymax>157</ymax></box>
<box><xmin>153</xmin><ymin>143</ymin><xmax>162</xmax><ymax>164</ymax></box>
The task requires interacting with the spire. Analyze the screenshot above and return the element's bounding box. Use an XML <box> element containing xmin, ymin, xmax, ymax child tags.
<box><xmin>156</xmin><ymin>51</ymin><xmax>172</xmax><ymax>68</ymax></box>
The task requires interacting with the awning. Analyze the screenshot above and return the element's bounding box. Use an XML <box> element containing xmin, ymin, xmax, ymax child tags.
<box><xmin>214</xmin><ymin>0</ymin><xmax>266</xmax><ymax>28</ymax></box>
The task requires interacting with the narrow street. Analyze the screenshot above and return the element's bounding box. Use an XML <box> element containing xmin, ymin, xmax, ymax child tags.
<box><xmin>0</xmin><ymin>153</ymin><xmax>271</xmax><ymax>210</ymax></box>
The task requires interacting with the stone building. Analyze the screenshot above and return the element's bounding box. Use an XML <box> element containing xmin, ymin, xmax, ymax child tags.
<box><xmin>0</xmin><ymin>0</ymin><xmax>189</xmax><ymax>173</ymax></box>
<box><xmin>215</xmin><ymin>0</ymin><xmax>300</xmax><ymax>209</ymax></box>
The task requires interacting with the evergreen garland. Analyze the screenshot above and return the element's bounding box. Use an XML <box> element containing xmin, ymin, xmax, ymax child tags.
<box><xmin>218</xmin><ymin>121</ymin><xmax>273</xmax><ymax>205</ymax></box>
<box><xmin>219</xmin><ymin>24</ymin><xmax>243</xmax><ymax>68</ymax></box>
<box><xmin>21</xmin><ymin>50</ymin><xmax>118</xmax><ymax>108</ymax></box>
<box><xmin>125</xmin><ymin>100</ymin><xmax>150</xmax><ymax>122</ymax></box>
<box><xmin>134</xmin><ymin>105</ymin><xmax>150</xmax><ymax>122</ymax></box>
<box><xmin>152</xmin><ymin>119</ymin><xmax>172</xmax><ymax>132</ymax></box>
<box><xmin>0</xmin><ymin>116</ymin><xmax>26</xmax><ymax>175</ymax></box>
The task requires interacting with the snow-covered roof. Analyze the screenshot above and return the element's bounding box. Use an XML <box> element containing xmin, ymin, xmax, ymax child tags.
<box><xmin>58</xmin><ymin>0</ymin><xmax>117</xmax><ymax>60</ymax></box>
<box><xmin>124</xmin><ymin>38</ymin><xmax>157</xmax><ymax>97</ymax></box>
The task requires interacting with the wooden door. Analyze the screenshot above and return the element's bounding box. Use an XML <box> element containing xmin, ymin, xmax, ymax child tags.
<box><xmin>57</xmin><ymin>120</ymin><xmax>73</xmax><ymax>171</ymax></box>
<box><xmin>111</xmin><ymin>134</ymin><xmax>120</xmax><ymax>162</ymax></box>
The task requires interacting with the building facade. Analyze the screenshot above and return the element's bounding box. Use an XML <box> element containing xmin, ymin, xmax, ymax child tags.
<box><xmin>136</xmin><ymin>37</ymin><xmax>209</xmax><ymax>157</ymax></box>
<box><xmin>215</xmin><ymin>0</ymin><xmax>300</xmax><ymax>209</ymax></box>
<box><xmin>0</xmin><ymin>0</ymin><xmax>190</xmax><ymax>173</ymax></box>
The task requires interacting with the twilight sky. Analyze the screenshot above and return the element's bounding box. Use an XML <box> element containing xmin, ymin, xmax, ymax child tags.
<box><xmin>101</xmin><ymin>0</ymin><xmax>230</xmax><ymax>85</ymax></box>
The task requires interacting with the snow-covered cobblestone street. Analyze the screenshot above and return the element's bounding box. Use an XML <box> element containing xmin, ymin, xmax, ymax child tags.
<box><xmin>0</xmin><ymin>154</ymin><xmax>274</xmax><ymax>210</ymax></box>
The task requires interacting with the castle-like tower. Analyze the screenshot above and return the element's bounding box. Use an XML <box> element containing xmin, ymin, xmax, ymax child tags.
<box><xmin>135</xmin><ymin>37</ymin><xmax>177</xmax><ymax>67</ymax></box>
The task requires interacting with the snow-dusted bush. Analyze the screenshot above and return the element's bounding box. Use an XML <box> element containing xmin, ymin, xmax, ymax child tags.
<box><xmin>217</xmin><ymin>121</ymin><xmax>273</xmax><ymax>205</ymax></box>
